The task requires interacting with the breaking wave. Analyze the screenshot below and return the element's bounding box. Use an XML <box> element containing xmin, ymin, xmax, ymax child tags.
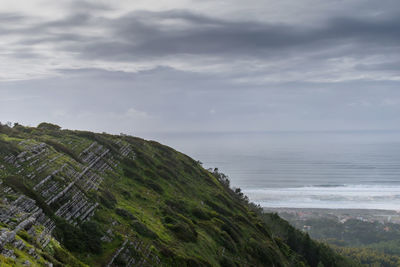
<box><xmin>244</xmin><ymin>184</ymin><xmax>400</xmax><ymax>210</ymax></box>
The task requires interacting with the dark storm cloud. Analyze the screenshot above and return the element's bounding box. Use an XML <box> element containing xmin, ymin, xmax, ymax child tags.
<box><xmin>3</xmin><ymin>8</ymin><xmax>400</xmax><ymax>67</ymax></box>
<box><xmin>64</xmin><ymin>10</ymin><xmax>400</xmax><ymax>62</ymax></box>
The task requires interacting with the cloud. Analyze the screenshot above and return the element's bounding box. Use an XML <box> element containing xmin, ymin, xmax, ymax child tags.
<box><xmin>1</xmin><ymin>1</ymin><xmax>400</xmax><ymax>133</ymax></box>
<box><xmin>0</xmin><ymin>4</ymin><xmax>399</xmax><ymax>82</ymax></box>
<box><xmin>105</xmin><ymin>11</ymin><xmax>400</xmax><ymax>57</ymax></box>
<box><xmin>1</xmin><ymin>67</ymin><xmax>400</xmax><ymax>134</ymax></box>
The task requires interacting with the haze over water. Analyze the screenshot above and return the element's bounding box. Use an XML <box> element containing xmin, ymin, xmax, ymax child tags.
<box><xmin>144</xmin><ymin>131</ymin><xmax>400</xmax><ymax>210</ymax></box>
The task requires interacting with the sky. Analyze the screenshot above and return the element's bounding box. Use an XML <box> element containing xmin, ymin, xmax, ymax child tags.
<box><xmin>1</xmin><ymin>0</ymin><xmax>400</xmax><ymax>135</ymax></box>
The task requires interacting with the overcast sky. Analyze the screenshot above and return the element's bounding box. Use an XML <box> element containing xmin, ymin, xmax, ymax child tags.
<box><xmin>1</xmin><ymin>0</ymin><xmax>400</xmax><ymax>135</ymax></box>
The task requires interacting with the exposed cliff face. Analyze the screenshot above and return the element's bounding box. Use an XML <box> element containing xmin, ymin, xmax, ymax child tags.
<box><xmin>0</xmin><ymin>123</ymin><xmax>353</xmax><ymax>266</ymax></box>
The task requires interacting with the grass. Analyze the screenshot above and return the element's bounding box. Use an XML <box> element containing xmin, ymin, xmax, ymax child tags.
<box><xmin>0</xmin><ymin>124</ymin><xmax>357</xmax><ymax>266</ymax></box>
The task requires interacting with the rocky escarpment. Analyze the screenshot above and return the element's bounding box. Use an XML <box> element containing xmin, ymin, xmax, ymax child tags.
<box><xmin>0</xmin><ymin>125</ymin><xmax>160</xmax><ymax>266</ymax></box>
<box><xmin>0</xmin><ymin>123</ymin><xmax>354</xmax><ymax>267</ymax></box>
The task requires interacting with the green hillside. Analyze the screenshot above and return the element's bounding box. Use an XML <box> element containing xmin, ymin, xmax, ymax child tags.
<box><xmin>0</xmin><ymin>122</ymin><xmax>355</xmax><ymax>266</ymax></box>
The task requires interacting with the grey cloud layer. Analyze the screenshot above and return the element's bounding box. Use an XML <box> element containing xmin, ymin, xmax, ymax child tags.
<box><xmin>2</xmin><ymin>67</ymin><xmax>400</xmax><ymax>133</ymax></box>
<box><xmin>25</xmin><ymin>10</ymin><xmax>400</xmax><ymax>58</ymax></box>
<box><xmin>2</xmin><ymin>8</ymin><xmax>400</xmax><ymax>74</ymax></box>
<box><xmin>1</xmin><ymin>1</ymin><xmax>400</xmax><ymax>133</ymax></box>
<box><xmin>95</xmin><ymin>11</ymin><xmax>400</xmax><ymax>58</ymax></box>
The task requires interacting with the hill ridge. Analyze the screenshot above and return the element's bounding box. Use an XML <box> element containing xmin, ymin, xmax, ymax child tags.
<box><xmin>0</xmin><ymin>122</ymin><xmax>355</xmax><ymax>266</ymax></box>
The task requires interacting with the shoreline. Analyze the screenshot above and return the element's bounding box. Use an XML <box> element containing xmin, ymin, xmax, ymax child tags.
<box><xmin>263</xmin><ymin>207</ymin><xmax>399</xmax><ymax>212</ymax></box>
<box><xmin>263</xmin><ymin>207</ymin><xmax>400</xmax><ymax>224</ymax></box>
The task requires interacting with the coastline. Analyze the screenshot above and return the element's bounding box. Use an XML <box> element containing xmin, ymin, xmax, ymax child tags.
<box><xmin>263</xmin><ymin>207</ymin><xmax>400</xmax><ymax>224</ymax></box>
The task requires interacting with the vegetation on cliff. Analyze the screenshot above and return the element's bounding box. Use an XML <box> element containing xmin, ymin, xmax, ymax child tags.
<box><xmin>0</xmin><ymin>122</ymin><xmax>355</xmax><ymax>266</ymax></box>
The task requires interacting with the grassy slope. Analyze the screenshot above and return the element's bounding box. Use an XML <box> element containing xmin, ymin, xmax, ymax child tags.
<box><xmin>0</xmin><ymin>124</ymin><xmax>355</xmax><ymax>266</ymax></box>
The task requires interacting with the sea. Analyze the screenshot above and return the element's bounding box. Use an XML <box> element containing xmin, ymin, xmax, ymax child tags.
<box><xmin>141</xmin><ymin>131</ymin><xmax>400</xmax><ymax>210</ymax></box>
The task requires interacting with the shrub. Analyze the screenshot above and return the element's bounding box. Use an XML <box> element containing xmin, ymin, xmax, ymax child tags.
<box><xmin>81</xmin><ymin>221</ymin><xmax>103</xmax><ymax>254</ymax></box>
<box><xmin>0</xmin><ymin>139</ymin><xmax>19</xmax><ymax>156</ymax></box>
<box><xmin>148</xmin><ymin>141</ymin><xmax>173</xmax><ymax>156</ymax></box>
<box><xmin>121</xmin><ymin>190</ymin><xmax>131</xmax><ymax>199</ymax></box>
<box><xmin>220</xmin><ymin>231</ymin><xmax>237</xmax><ymax>252</ymax></box>
<box><xmin>220</xmin><ymin>256</ymin><xmax>236</xmax><ymax>267</ymax></box>
<box><xmin>221</xmin><ymin>223</ymin><xmax>241</xmax><ymax>244</ymax></box>
<box><xmin>116</xmin><ymin>208</ymin><xmax>136</xmax><ymax>221</ymax></box>
<box><xmin>156</xmin><ymin>164</ymin><xmax>176</xmax><ymax>180</ymax></box>
<box><xmin>144</xmin><ymin>180</ymin><xmax>164</xmax><ymax>194</ymax></box>
<box><xmin>131</xmin><ymin>221</ymin><xmax>157</xmax><ymax>239</ymax></box>
<box><xmin>54</xmin><ymin>219</ymin><xmax>103</xmax><ymax>254</ymax></box>
<box><xmin>123</xmin><ymin>167</ymin><xmax>141</xmax><ymax>181</ymax></box>
<box><xmin>43</xmin><ymin>139</ymin><xmax>81</xmax><ymax>163</ymax></box>
<box><xmin>122</xmin><ymin>158</ymin><xmax>137</xmax><ymax>169</ymax></box>
<box><xmin>136</xmin><ymin>151</ymin><xmax>155</xmax><ymax>169</ymax></box>
<box><xmin>191</xmin><ymin>207</ymin><xmax>211</xmax><ymax>220</ymax></box>
<box><xmin>54</xmin><ymin>219</ymin><xmax>85</xmax><ymax>252</ymax></box>
<box><xmin>38</xmin><ymin>122</ymin><xmax>61</xmax><ymax>130</ymax></box>
<box><xmin>166</xmin><ymin>221</ymin><xmax>197</xmax><ymax>242</ymax></box>
<box><xmin>165</xmin><ymin>199</ymin><xmax>188</xmax><ymax>214</ymax></box>
<box><xmin>99</xmin><ymin>189</ymin><xmax>117</xmax><ymax>209</ymax></box>
<box><xmin>204</xmin><ymin>200</ymin><xmax>233</xmax><ymax>217</ymax></box>
<box><xmin>144</xmin><ymin>169</ymin><xmax>157</xmax><ymax>179</ymax></box>
<box><xmin>163</xmin><ymin>216</ymin><xmax>175</xmax><ymax>224</ymax></box>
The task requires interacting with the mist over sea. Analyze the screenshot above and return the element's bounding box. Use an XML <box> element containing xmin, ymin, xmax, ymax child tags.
<box><xmin>142</xmin><ymin>131</ymin><xmax>400</xmax><ymax>210</ymax></box>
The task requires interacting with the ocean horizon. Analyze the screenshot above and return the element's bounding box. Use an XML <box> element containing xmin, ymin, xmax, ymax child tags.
<box><xmin>142</xmin><ymin>130</ymin><xmax>400</xmax><ymax>210</ymax></box>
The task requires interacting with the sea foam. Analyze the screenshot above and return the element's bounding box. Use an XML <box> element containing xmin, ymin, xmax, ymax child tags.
<box><xmin>244</xmin><ymin>185</ymin><xmax>400</xmax><ymax>210</ymax></box>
